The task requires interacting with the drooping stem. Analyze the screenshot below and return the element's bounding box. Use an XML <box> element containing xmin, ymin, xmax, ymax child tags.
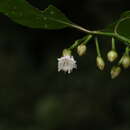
<box><xmin>112</xmin><ymin>37</ymin><xmax>116</xmax><ymax>50</ymax></box>
<box><xmin>82</xmin><ymin>35</ymin><xmax>93</xmax><ymax>45</ymax></box>
<box><xmin>69</xmin><ymin>35</ymin><xmax>93</xmax><ymax>50</ymax></box>
<box><xmin>69</xmin><ymin>40</ymin><xmax>79</xmax><ymax>50</ymax></box>
<box><xmin>95</xmin><ymin>37</ymin><xmax>101</xmax><ymax>57</ymax></box>
<box><xmin>125</xmin><ymin>47</ymin><xmax>129</xmax><ymax>56</ymax></box>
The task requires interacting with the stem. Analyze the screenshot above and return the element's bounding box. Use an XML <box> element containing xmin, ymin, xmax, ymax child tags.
<box><xmin>125</xmin><ymin>47</ymin><xmax>129</xmax><ymax>56</ymax></box>
<box><xmin>82</xmin><ymin>35</ymin><xmax>93</xmax><ymax>45</ymax></box>
<box><xmin>112</xmin><ymin>37</ymin><xmax>116</xmax><ymax>50</ymax></box>
<box><xmin>69</xmin><ymin>35</ymin><xmax>93</xmax><ymax>50</ymax></box>
<box><xmin>118</xmin><ymin>57</ymin><xmax>122</xmax><ymax>65</ymax></box>
<box><xmin>70</xmin><ymin>24</ymin><xmax>130</xmax><ymax>45</ymax></box>
<box><xmin>69</xmin><ymin>40</ymin><xmax>79</xmax><ymax>50</ymax></box>
<box><xmin>95</xmin><ymin>37</ymin><xmax>101</xmax><ymax>57</ymax></box>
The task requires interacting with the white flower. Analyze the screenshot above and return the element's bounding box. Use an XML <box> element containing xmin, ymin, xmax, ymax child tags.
<box><xmin>58</xmin><ymin>55</ymin><xmax>77</xmax><ymax>73</ymax></box>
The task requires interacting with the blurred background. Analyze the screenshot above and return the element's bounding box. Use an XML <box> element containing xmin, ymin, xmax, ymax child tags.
<box><xmin>0</xmin><ymin>0</ymin><xmax>130</xmax><ymax>130</ymax></box>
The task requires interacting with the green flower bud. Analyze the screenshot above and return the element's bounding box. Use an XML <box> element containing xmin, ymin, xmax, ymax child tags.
<box><xmin>121</xmin><ymin>55</ymin><xmax>130</xmax><ymax>69</ymax></box>
<box><xmin>96</xmin><ymin>56</ymin><xmax>105</xmax><ymax>71</ymax></box>
<box><xmin>107</xmin><ymin>50</ymin><xmax>118</xmax><ymax>62</ymax></box>
<box><xmin>111</xmin><ymin>66</ymin><xmax>121</xmax><ymax>79</ymax></box>
<box><xmin>77</xmin><ymin>44</ymin><xmax>87</xmax><ymax>56</ymax></box>
<box><xmin>62</xmin><ymin>49</ymin><xmax>71</xmax><ymax>56</ymax></box>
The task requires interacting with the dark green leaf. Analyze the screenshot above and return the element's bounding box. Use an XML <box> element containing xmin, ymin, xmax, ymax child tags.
<box><xmin>120</xmin><ymin>11</ymin><xmax>130</xmax><ymax>18</ymax></box>
<box><xmin>115</xmin><ymin>17</ymin><xmax>130</xmax><ymax>39</ymax></box>
<box><xmin>0</xmin><ymin>0</ymin><xmax>73</xmax><ymax>29</ymax></box>
<box><xmin>113</xmin><ymin>11</ymin><xmax>130</xmax><ymax>40</ymax></box>
<box><xmin>101</xmin><ymin>10</ymin><xmax>130</xmax><ymax>41</ymax></box>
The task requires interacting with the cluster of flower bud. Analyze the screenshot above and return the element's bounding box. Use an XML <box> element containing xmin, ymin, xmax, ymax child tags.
<box><xmin>107</xmin><ymin>48</ymin><xmax>130</xmax><ymax>78</ymax></box>
<box><xmin>57</xmin><ymin>36</ymin><xmax>130</xmax><ymax>79</ymax></box>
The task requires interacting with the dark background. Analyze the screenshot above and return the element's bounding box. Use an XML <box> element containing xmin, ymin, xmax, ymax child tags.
<box><xmin>0</xmin><ymin>0</ymin><xmax>130</xmax><ymax>130</ymax></box>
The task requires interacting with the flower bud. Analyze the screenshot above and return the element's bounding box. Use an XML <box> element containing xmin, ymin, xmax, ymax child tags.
<box><xmin>111</xmin><ymin>66</ymin><xmax>121</xmax><ymax>79</ymax></box>
<box><xmin>62</xmin><ymin>49</ymin><xmax>71</xmax><ymax>56</ymax></box>
<box><xmin>77</xmin><ymin>44</ymin><xmax>87</xmax><ymax>56</ymax></box>
<box><xmin>96</xmin><ymin>56</ymin><xmax>105</xmax><ymax>71</ymax></box>
<box><xmin>121</xmin><ymin>55</ymin><xmax>130</xmax><ymax>69</ymax></box>
<box><xmin>107</xmin><ymin>50</ymin><xmax>118</xmax><ymax>62</ymax></box>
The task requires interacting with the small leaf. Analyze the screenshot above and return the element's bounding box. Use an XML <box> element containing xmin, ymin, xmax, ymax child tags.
<box><xmin>120</xmin><ymin>11</ymin><xmax>130</xmax><ymax>18</ymax></box>
<box><xmin>0</xmin><ymin>0</ymin><xmax>74</xmax><ymax>29</ymax></box>
<box><xmin>101</xmin><ymin>10</ymin><xmax>130</xmax><ymax>41</ymax></box>
<box><xmin>115</xmin><ymin>17</ymin><xmax>130</xmax><ymax>39</ymax></box>
<box><xmin>114</xmin><ymin>11</ymin><xmax>130</xmax><ymax>40</ymax></box>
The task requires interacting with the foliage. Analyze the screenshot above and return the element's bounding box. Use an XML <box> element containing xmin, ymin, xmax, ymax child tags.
<box><xmin>1</xmin><ymin>0</ymin><xmax>130</xmax><ymax>78</ymax></box>
<box><xmin>0</xmin><ymin>0</ymin><xmax>130</xmax><ymax>42</ymax></box>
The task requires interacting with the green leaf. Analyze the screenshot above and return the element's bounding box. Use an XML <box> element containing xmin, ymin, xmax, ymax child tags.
<box><xmin>101</xmin><ymin>11</ymin><xmax>130</xmax><ymax>41</ymax></box>
<box><xmin>113</xmin><ymin>11</ymin><xmax>130</xmax><ymax>40</ymax></box>
<box><xmin>114</xmin><ymin>17</ymin><xmax>130</xmax><ymax>39</ymax></box>
<box><xmin>0</xmin><ymin>0</ymin><xmax>73</xmax><ymax>29</ymax></box>
<box><xmin>1</xmin><ymin>0</ymin><xmax>130</xmax><ymax>43</ymax></box>
<box><xmin>119</xmin><ymin>11</ymin><xmax>130</xmax><ymax>18</ymax></box>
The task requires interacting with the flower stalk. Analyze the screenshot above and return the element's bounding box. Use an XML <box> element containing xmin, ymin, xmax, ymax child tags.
<box><xmin>107</xmin><ymin>38</ymin><xmax>118</xmax><ymax>62</ymax></box>
<box><xmin>95</xmin><ymin>37</ymin><xmax>101</xmax><ymax>57</ymax></box>
<box><xmin>69</xmin><ymin>35</ymin><xmax>92</xmax><ymax>50</ymax></box>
